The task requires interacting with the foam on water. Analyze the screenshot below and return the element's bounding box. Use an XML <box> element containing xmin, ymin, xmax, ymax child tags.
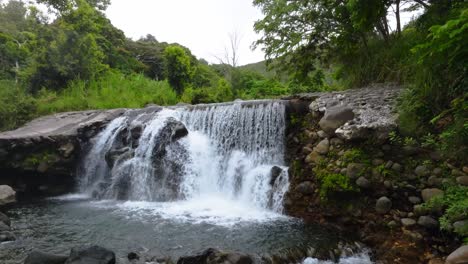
<box><xmin>303</xmin><ymin>252</ymin><xmax>373</xmax><ymax>264</ymax></box>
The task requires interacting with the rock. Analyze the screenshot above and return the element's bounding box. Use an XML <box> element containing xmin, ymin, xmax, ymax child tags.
<box><xmin>330</xmin><ymin>138</ymin><xmax>344</xmax><ymax>146</ymax></box>
<box><xmin>401</xmin><ymin>218</ymin><xmax>417</xmax><ymax>227</ymax></box>
<box><xmin>388</xmin><ymin>220</ymin><xmax>399</xmax><ymax>228</ymax></box>
<box><xmin>456</xmin><ymin>176</ymin><xmax>468</xmax><ymax>186</ymax></box>
<box><xmin>269</xmin><ymin>166</ymin><xmax>283</xmax><ymax>185</ymax></box>
<box><xmin>0</xmin><ymin>221</ymin><xmax>9</xmax><ymax>232</ymax></box>
<box><xmin>376</xmin><ymin>196</ymin><xmax>392</xmax><ymax>214</ymax></box>
<box><xmin>446</xmin><ymin>245</ymin><xmax>468</xmax><ymax>264</ymax></box>
<box><xmin>421</xmin><ymin>188</ymin><xmax>444</xmax><ymax>202</ymax></box>
<box><xmin>372</xmin><ymin>159</ymin><xmax>384</xmax><ymax>166</ymax></box>
<box><xmin>65</xmin><ymin>245</ymin><xmax>116</xmax><ymax>264</ymax></box>
<box><xmin>314</xmin><ymin>139</ymin><xmax>330</xmax><ymax>155</ymax></box>
<box><xmin>464</xmin><ymin>166</ymin><xmax>468</xmax><ymax>174</ymax></box>
<box><xmin>428</xmin><ymin>258</ymin><xmax>444</xmax><ymax>264</ymax></box>
<box><xmin>428</xmin><ymin>176</ymin><xmax>443</xmax><ymax>187</ymax></box>
<box><xmin>0</xmin><ymin>231</ymin><xmax>15</xmax><ymax>242</ymax></box>
<box><xmin>433</xmin><ymin>167</ymin><xmax>443</xmax><ymax>176</ymax></box>
<box><xmin>0</xmin><ymin>211</ymin><xmax>10</xmax><ymax>226</ymax></box>
<box><xmin>59</xmin><ymin>142</ymin><xmax>75</xmax><ymax>158</ymax></box>
<box><xmin>177</xmin><ymin>248</ymin><xmax>253</xmax><ymax>264</ymax></box>
<box><xmin>318</xmin><ymin>106</ymin><xmax>355</xmax><ymax>135</ymax></box>
<box><xmin>391</xmin><ymin>163</ymin><xmax>402</xmax><ymax>172</ymax></box>
<box><xmin>414</xmin><ymin>165</ymin><xmax>430</xmax><ymax>177</ymax></box>
<box><xmin>413</xmin><ymin>204</ymin><xmax>430</xmax><ymax>216</ymax></box>
<box><xmin>356</xmin><ymin>177</ymin><xmax>371</xmax><ymax>189</ymax></box>
<box><xmin>24</xmin><ymin>251</ymin><xmax>68</xmax><ymax>264</ymax></box>
<box><xmin>127</xmin><ymin>252</ymin><xmax>139</xmax><ymax>261</ymax></box>
<box><xmin>417</xmin><ymin>216</ymin><xmax>438</xmax><ymax>229</ymax></box>
<box><xmin>37</xmin><ymin>161</ymin><xmax>49</xmax><ymax>173</ymax></box>
<box><xmin>295</xmin><ymin>181</ymin><xmax>314</xmax><ymax>195</ymax></box>
<box><xmin>384</xmin><ymin>180</ymin><xmax>392</xmax><ymax>189</ymax></box>
<box><xmin>408</xmin><ymin>196</ymin><xmax>421</xmax><ymax>204</ymax></box>
<box><xmin>305</xmin><ymin>151</ymin><xmax>323</xmax><ymax>164</ymax></box>
<box><xmin>452</xmin><ymin>169</ymin><xmax>465</xmax><ymax>177</ymax></box>
<box><xmin>385</xmin><ymin>160</ymin><xmax>394</xmax><ymax>169</ymax></box>
<box><xmin>346</xmin><ymin>163</ymin><xmax>365</xmax><ymax>179</ymax></box>
<box><xmin>317</xmin><ymin>130</ymin><xmax>328</xmax><ymax>138</ymax></box>
<box><xmin>0</xmin><ymin>185</ymin><xmax>16</xmax><ymax>206</ymax></box>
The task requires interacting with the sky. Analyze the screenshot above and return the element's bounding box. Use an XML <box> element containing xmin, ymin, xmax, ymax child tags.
<box><xmin>105</xmin><ymin>0</ymin><xmax>266</xmax><ymax>66</ymax></box>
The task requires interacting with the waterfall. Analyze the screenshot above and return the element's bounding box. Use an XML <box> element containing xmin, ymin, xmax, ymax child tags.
<box><xmin>80</xmin><ymin>100</ymin><xmax>289</xmax><ymax>213</ymax></box>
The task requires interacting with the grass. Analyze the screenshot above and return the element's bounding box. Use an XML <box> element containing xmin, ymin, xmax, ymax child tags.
<box><xmin>36</xmin><ymin>71</ymin><xmax>178</xmax><ymax>114</ymax></box>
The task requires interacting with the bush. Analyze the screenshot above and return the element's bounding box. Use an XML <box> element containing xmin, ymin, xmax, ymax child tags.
<box><xmin>0</xmin><ymin>80</ymin><xmax>37</xmax><ymax>131</ymax></box>
<box><xmin>423</xmin><ymin>184</ymin><xmax>468</xmax><ymax>240</ymax></box>
<box><xmin>36</xmin><ymin>71</ymin><xmax>178</xmax><ymax>114</ymax></box>
<box><xmin>315</xmin><ymin>170</ymin><xmax>356</xmax><ymax>201</ymax></box>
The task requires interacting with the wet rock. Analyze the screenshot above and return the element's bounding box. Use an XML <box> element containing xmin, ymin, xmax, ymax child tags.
<box><xmin>0</xmin><ymin>185</ymin><xmax>15</xmax><ymax>206</ymax></box>
<box><xmin>356</xmin><ymin>177</ymin><xmax>371</xmax><ymax>189</ymax></box>
<box><xmin>0</xmin><ymin>211</ymin><xmax>10</xmax><ymax>226</ymax></box>
<box><xmin>0</xmin><ymin>231</ymin><xmax>15</xmax><ymax>242</ymax></box>
<box><xmin>0</xmin><ymin>221</ymin><xmax>10</xmax><ymax>232</ymax></box>
<box><xmin>346</xmin><ymin>163</ymin><xmax>365</xmax><ymax>179</ymax></box>
<box><xmin>446</xmin><ymin>245</ymin><xmax>468</xmax><ymax>264</ymax></box>
<box><xmin>25</xmin><ymin>251</ymin><xmax>68</xmax><ymax>264</ymax></box>
<box><xmin>414</xmin><ymin>165</ymin><xmax>430</xmax><ymax>177</ymax></box>
<box><xmin>417</xmin><ymin>216</ymin><xmax>438</xmax><ymax>229</ymax></box>
<box><xmin>456</xmin><ymin>176</ymin><xmax>468</xmax><ymax>186</ymax></box>
<box><xmin>127</xmin><ymin>252</ymin><xmax>139</xmax><ymax>261</ymax></box>
<box><xmin>269</xmin><ymin>166</ymin><xmax>283</xmax><ymax>186</ymax></box>
<box><xmin>65</xmin><ymin>245</ymin><xmax>116</xmax><ymax>264</ymax></box>
<box><xmin>295</xmin><ymin>181</ymin><xmax>314</xmax><ymax>195</ymax></box>
<box><xmin>314</xmin><ymin>139</ymin><xmax>330</xmax><ymax>155</ymax></box>
<box><xmin>421</xmin><ymin>188</ymin><xmax>444</xmax><ymax>202</ymax></box>
<box><xmin>401</xmin><ymin>218</ymin><xmax>416</xmax><ymax>227</ymax></box>
<box><xmin>318</xmin><ymin>106</ymin><xmax>355</xmax><ymax>135</ymax></box>
<box><xmin>177</xmin><ymin>248</ymin><xmax>253</xmax><ymax>264</ymax></box>
<box><xmin>376</xmin><ymin>196</ymin><xmax>392</xmax><ymax>214</ymax></box>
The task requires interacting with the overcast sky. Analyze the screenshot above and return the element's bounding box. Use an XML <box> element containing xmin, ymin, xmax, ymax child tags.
<box><xmin>106</xmin><ymin>0</ymin><xmax>265</xmax><ymax>66</ymax></box>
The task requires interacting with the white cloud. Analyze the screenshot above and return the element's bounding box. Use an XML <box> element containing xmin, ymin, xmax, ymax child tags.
<box><xmin>105</xmin><ymin>0</ymin><xmax>266</xmax><ymax>65</ymax></box>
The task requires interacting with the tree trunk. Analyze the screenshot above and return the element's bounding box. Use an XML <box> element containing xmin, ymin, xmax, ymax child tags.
<box><xmin>395</xmin><ymin>0</ymin><xmax>402</xmax><ymax>36</ymax></box>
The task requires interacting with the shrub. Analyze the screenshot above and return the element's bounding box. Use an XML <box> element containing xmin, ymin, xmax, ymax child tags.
<box><xmin>315</xmin><ymin>170</ymin><xmax>356</xmax><ymax>201</ymax></box>
<box><xmin>0</xmin><ymin>80</ymin><xmax>37</xmax><ymax>131</ymax></box>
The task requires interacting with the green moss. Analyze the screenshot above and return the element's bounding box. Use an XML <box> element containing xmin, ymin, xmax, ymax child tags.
<box><xmin>315</xmin><ymin>170</ymin><xmax>357</xmax><ymax>201</ymax></box>
<box><xmin>23</xmin><ymin>150</ymin><xmax>57</xmax><ymax>168</ymax></box>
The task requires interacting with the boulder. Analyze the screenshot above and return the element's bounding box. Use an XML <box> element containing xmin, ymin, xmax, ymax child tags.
<box><xmin>456</xmin><ymin>176</ymin><xmax>468</xmax><ymax>186</ymax></box>
<box><xmin>0</xmin><ymin>221</ymin><xmax>9</xmax><ymax>232</ymax></box>
<box><xmin>177</xmin><ymin>248</ymin><xmax>253</xmax><ymax>264</ymax></box>
<box><xmin>414</xmin><ymin>165</ymin><xmax>430</xmax><ymax>177</ymax></box>
<box><xmin>356</xmin><ymin>177</ymin><xmax>371</xmax><ymax>189</ymax></box>
<box><xmin>269</xmin><ymin>166</ymin><xmax>283</xmax><ymax>186</ymax></box>
<box><xmin>401</xmin><ymin>218</ymin><xmax>417</xmax><ymax>227</ymax></box>
<box><xmin>0</xmin><ymin>185</ymin><xmax>16</xmax><ymax>206</ymax></box>
<box><xmin>376</xmin><ymin>196</ymin><xmax>392</xmax><ymax>214</ymax></box>
<box><xmin>408</xmin><ymin>196</ymin><xmax>422</xmax><ymax>205</ymax></box>
<box><xmin>295</xmin><ymin>181</ymin><xmax>314</xmax><ymax>195</ymax></box>
<box><xmin>314</xmin><ymin>139</ymin><xmax>330</xmax><ymax>155</ymax></box>
<box><xmin>318</xmin><ymin>106</ymin><xmax>355</xmax><ymax>135</ymax></box>
<box><xmin>0</xmin><ymin>211</ymin><xmax>10</xmax><ymax>226</ymax></box>
<box><xmin>391</xmin><ymin>163</ymin><xmax>402</xmax><ymax>172</ymax></box>
<box><xmin>453</xmin><ymin>220</ymin><xmax>468</xmax><ymax>233</ymax></box>
<box><xmin>421</xmin><ymin>188</ymin><xmax>444</xmax><ymax>202</ymax></box>
<box><xmin>65</xmin><ymin>245</ymin><xmax>116</xmax><ymax>264</ymax></box>
<box><xmin>417</xmin><ymin>216</ymin><xmax>438</xmax><ymax>229</ymax></box>
<box><xmin>305</xmin><ymin>151</ymin><xmax>323</xmax><ymax>164</ymax></box>
<box><xmin>446</xmin><ymin>245</ymin><xmax>468</xmax><ymax>264</ymax></box>
<box><xmin>24</xmin><ymin>251</ymin><xmax>68</xmax><ymax>264</ymax></box>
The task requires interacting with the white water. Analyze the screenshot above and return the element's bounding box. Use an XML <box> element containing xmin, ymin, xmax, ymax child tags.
<box><xmin>79</xmin><ymin>101</ymin><xmax>290</xmax><ymax>224</ymax></box>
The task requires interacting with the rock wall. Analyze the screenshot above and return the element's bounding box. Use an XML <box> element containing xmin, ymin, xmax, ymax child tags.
<box><xmin>284</xmin><ymin>84</ymin><xmax>468</xmax><ymax>263</ymax></box>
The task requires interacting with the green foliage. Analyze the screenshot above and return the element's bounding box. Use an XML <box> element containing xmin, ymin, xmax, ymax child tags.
<box><xmin>0</xmin><ymin>80</ymin><xmax>37</xmax><ymax>131</ymax></box>
<box><xmin>164</xmin><ymin>45</ymin><xmax>194</xmax><ymax>95</ymax></box>
<box><xmin>315</xmin><ymin>170</ymin><xmax>356</xmax><ymax>201</ymax></box>
<box><xmin>36</xmin><ymin>71</ymin><xmax>177</xmax><ymax>114</ymax></box>
<box><xmin>423</xmin><ymin>184</ymin><xmax>468</xmax><ymax>239</ymax></box>
<box><xmin>341</xmin><ymin>148</ymin><xmax>368</xmax><ymax>165</ymax></box>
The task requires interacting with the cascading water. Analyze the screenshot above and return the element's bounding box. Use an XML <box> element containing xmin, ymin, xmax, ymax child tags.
<box><xmin>79</xmin><ymin>100</ymin><xmax>290</xmax><ymax>219</ymax></box>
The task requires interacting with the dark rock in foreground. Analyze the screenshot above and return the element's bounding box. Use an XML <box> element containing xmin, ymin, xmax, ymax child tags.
<box><xmin>24</xmin><ymin>251</ymin><xmax>68</xmax><ymax>264</ymax></box>
<box><xmin>65</xmin><ymin>245</ymin><xmax>116</xmax><ymax>264</ymax></box>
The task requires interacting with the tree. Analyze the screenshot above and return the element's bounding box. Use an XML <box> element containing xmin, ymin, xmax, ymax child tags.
<box><xmin>163</xmin><ymin>45</ymin><xmax>194</xmax><ymax>95</ymax></box>
<box><xmin>36</xmin><ymin>0</ymin><xmax>110</xmax><ymax>13</ymax></box>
